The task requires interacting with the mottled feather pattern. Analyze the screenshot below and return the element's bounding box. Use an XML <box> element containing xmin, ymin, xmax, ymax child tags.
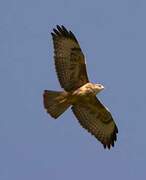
<box><xmin>72</xmin><ymin>97</ymin><xmax>118</xmax><ymax>149</ymax></box>
<box><xmin>51</xmin><ymin>25</ymin><xmax>89</xmax><ymax>91</ymax></box>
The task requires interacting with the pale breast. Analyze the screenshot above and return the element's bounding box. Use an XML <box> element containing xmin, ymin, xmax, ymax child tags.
<box><xmin>73</xmin><ymin>83</ymin><xmax>95</xmax><ymax>96</ymax></box>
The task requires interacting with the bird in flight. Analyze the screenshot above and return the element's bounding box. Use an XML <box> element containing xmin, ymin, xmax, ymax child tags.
<box><xmin>43</xmin><ymin>25</ymin><xmax>118</xmax><ymax>149</ymax></box>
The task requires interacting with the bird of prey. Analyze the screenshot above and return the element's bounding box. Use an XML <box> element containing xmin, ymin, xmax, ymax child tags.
<box><xmin>43</xmin><ymin>25</ymin><xmax>118</xmax><ymax>149</ymax></box>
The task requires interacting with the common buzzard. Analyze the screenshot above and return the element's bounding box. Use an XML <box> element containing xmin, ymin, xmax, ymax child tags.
<box><xmin>43</xmin><ymin>25</ymin><xmax>118</xmax><ymax>149</ymax></box>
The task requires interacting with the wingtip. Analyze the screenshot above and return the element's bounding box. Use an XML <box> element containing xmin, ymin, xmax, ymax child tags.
<box><xmin>103</xmin><ymin>144</ymin><xmax>106</xmax><ymax>149</ymax></box>
<box><xmin>56</xmin><ymin>24</ymin><xmax>60</xmax><ymax>28</ymax></box>
<box><xmin>61</xmin><ymin>25</ymin><xmax>67</xmax><ymax>30</ymax></box>
<box><xmin>51</xmin><ymin>32</ymin><xmax>56</xmax><ymax>37</ymax></box>
<box><xmin>115</xmin><ymin>125</ymin><xmax>118</xmax><ymax>133</ymax></box>
<box><xmin>51</xmin><ymin>25</ymin><xmax>78</xmax><ymax>43</ymax></box>
<box><xmin>56</xmin><ymin>25</ymin><xmax>62</xmax><ymax>31</ymax></box>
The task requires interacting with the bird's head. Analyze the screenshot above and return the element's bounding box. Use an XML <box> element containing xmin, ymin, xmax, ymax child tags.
<box><xmin>93</xmin><ymin>83</ymin><xmax>104</xmax><ymax>94</ymax></box>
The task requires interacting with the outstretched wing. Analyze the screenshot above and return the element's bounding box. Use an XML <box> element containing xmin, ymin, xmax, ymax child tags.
<box><xmin>51</xmin><ymin>25</ymin><xmax>89</xmax><ymax>92</ymax></box>
<box><xmin>72</xmin><ymin>97</ymin><xmax>118</xmax><ymax>149</ymax></box>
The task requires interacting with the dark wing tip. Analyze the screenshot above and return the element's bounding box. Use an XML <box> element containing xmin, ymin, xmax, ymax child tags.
<box><xmin>53</xmin><ymin>28</ymin><xmax>61</xmax><ymax>36</ymax></box>
<box><xmin>61</xmin><ymin>25</ymin><xmax>68</xmax><ymax>33</ymax></box>
<box><xmin>102</xmin><ymin>125</ymin><xmax>118</xmax><ymax>150</ymax></box>
<box><xmin>69</xmin><ymin>30</ymin><xmax>78</xmax><ymax>43</ymax></box>
<box><xmin>115</xmin><ymin>125</ymin><xmax>118</xmax><ymax>133</ymax></box>
<box><xmin>51</xmin><ymin>25</ymin><xmax>78</xmax><ymax>43</ymax></box>
<box><xmin>56</xmin><ymin>25</ymin><xmax>62</xmax><ymax>30</ymax></box>
<box><xmin>103</xmin><ymin>144</ymin><xmax>106</xmax><ymax>149</ymax></box>
<box><xmin>51</xmin><ymin>32</ymin><xmax>56</xmax><ymax>38</ymax></box>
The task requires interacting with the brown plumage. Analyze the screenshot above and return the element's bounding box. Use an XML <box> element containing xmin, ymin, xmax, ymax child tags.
<box><xmin>43</xmin><ymin>25</ymin><xmax>118</xmax><ymax>149</ymax></box>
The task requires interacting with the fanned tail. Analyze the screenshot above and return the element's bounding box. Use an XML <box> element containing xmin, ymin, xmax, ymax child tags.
<box><xmin>43</xmin><ymin>90</ymin><xmax>70</xmax><ymax>119</ymax></box>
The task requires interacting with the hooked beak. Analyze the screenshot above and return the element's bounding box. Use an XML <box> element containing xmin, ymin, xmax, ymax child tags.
<box><xmin>96</xmin><ymin>83</ymin><xmax>105</xmax><ymax>90</ymax></box>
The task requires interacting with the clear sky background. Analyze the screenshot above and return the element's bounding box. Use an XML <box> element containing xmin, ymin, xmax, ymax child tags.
<box><xmin>0</xmin><ymin>0</ymin><xmax>146</xmax><ymax>179</ymax></box>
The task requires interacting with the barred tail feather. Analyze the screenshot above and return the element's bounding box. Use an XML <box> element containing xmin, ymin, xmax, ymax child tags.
<box><xmin>43</xmin><ymin>90</ymin><xmax>70</xmax><ymax>119</ymax></box>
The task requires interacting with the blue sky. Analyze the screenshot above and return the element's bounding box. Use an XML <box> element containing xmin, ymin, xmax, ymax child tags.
<box><xmin>0</xmin><ymin>0</ymin><xmax>146</xmax><ymax>179</ymax></box>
